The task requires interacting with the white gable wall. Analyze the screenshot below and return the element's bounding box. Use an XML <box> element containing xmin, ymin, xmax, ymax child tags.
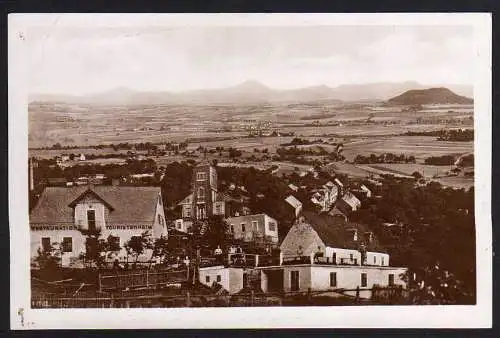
<box><xmin>74</xmin><ymin>195</ymin><xmax>107</xmax><ymax>231</ymax></box>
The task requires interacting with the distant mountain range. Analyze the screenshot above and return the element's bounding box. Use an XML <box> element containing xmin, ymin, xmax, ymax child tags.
<box><xmin>388</xmin><ymin>87</ymin><xmax>474</xmax><ymax>105</ymax></box>
<box><xmin>30</xmin><ymin>80</ymin><xmax>473</xmax><ymax>106</ymax></box>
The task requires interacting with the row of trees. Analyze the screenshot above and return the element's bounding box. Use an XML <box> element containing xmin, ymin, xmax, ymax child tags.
<box><xmin>34</xmin><ymin>158</ymin><xmax>158</xmax><ymax>181</ymax></box>
<box><xmin>353</xmin><ymin>153</ymin><xmax>416</xmax><ymax>164</ymax></box>
<box><xmin>36</xmin><ymin>215</ymin><xmax>234</xmax><ymax>273</ymax></box>
<box><xmin>424</xmin><ymin>155</ymin><xmax>456</xmax><ymax>166</ymax></box>
<box><xmin>35</xmin><ymin>230</ymin><xmax>171</xmax><ymax>272</ymax></box>
<box><xmin>404</xmin><ymin>129</ymin><xmax>474</xmax><ymax>142</ymax></box>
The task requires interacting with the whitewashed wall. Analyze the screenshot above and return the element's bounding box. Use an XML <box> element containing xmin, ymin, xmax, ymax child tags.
<box><xmin>74</xmin><ymin>195</ymin><xmax>107</xmax><ymax>231</ymax></box>
<box><xmin>198</xmin><ymin>266</ymin><xmax>244</xmax><ymax>294</ymax></box>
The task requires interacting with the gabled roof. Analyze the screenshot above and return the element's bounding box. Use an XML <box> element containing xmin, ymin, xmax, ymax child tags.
<box><xmin>178</xmin><ymin>193</ymin><xmax>193</xmax><ymax>205</ymax></box>
<box><xmin>328</xmin><ymin>206</ymin><xmax>347</xmax><ymax>220</ymax></box>
<box><xmin>30</xmin><ymin>186</ymin><xmax>161</xmax><ymax>225</ymax></box>
<box><xmin>302</xmin><ymin>211</ymin><xmax>384</xmax><ymax>252</ymax></box>
<box><xmin>68</xmin><ymin>188</ymin><xmax>115</xmax><ymax>211</ymax></box>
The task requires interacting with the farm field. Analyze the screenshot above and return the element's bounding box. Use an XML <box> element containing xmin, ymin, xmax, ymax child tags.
<box><xmin>370</xmin><ymin>163</ymin><xmax>453</xmax><ymax>178</ymax></box>
<box><xmin>341</xmin><ymin>136</ymin><xmax>473</xmax><ymax>162</ymax></box>
<box><xmin>29</xmin><ymin>101</ymin><xmax>473</xmax><ymax>148</ymax></box>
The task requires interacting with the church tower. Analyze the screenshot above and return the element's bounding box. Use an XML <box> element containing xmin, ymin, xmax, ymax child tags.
<box><xmin>191</xmin><ymin>161</ymin><xmax>218</xmax><ymax>220</ymax></box>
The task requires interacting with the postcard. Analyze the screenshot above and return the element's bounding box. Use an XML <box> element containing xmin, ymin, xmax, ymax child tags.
<box><xmin>9</xmin><ymin>13</ymin><xmax>492</xmax><ymax>329</ymax></box>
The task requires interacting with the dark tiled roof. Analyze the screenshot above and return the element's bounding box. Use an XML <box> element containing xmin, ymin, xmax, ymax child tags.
<box><xmin>30</xmin><ymin>186</ymin><xmax>161</xmax><ymax>225</ymax></box>
<box><xmin>302</xmin><ymin>211</ymin><xmax>385</xmax><ymax>252</ymax></box>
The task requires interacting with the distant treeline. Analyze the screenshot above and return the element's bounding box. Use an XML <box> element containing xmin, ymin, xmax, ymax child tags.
<box><xmin>424</xmin><ymin>155</ymin><xmax>456</xmax><ymax>166</ymax></box>
<box><xmin>277</xmin><ymin>146</ymin><xmax>329</xmax><ymax>157</ymax></box>
<box><xmin>403</xmin><ymin>129</ymin><xmax>473</xmax><ymax>142</ymax></box>
<box><xmin>354</xmin><ymin>153</ymin><xmax>416</xmax><ymax>164</ymax></box>
<box><xmin>299</xmin><ymin>112</ymin><xmax>337</xmax><ymax>121</ymax></box>
<box><xmin>281</xmin><ymin>137</ymin><xmax>340</xmax><ymax>147</ymax></box>
<box><xmin>33</xmin><ymin>141</ymin><xmax>189</xmax><ymax>151</ymax></box>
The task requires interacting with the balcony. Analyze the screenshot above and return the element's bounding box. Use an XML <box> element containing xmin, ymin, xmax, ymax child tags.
<box><xmin>281</xmin><ymin>256</ymin><xmax>311</xmax><ymax>265</ymax></box>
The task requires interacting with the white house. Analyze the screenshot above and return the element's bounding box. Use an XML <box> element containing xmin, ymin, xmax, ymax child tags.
<box><xmin>262</xmin><ymin>211</ymin><xmax>406</xmax><ymax>298</ymax></box>
<box><xmin>30</xmin><ymin>185</ymin><xmax>167</xmax><ymax>267</ymax></box>
<box><xmin>226</xmin><ymin>213</ymin><xmax>279</xmax><ymax>244</ymax></box>
<box><xmin>258</xmin><ymin>264</ymin><xmax>406</xmax><ymax>299</ymax></box>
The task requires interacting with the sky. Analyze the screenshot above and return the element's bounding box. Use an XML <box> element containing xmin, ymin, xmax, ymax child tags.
<box><xmin>26</xmin><ymin>24</ymin><xmax>474</xmax><ymax>95</ymax></box>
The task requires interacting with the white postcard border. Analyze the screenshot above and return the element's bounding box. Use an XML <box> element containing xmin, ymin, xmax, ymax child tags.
<box><xmin>9</xmin><ymin>13</ymin><xmax>492</xmax><ymax>329</ymax></box>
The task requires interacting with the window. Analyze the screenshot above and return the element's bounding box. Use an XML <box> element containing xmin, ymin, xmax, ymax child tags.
<box><xmin>158</xmin><ymin>197</ymin><xmax>162</xmax><ymax>205</ymax></box>
<box><xmin>62</xmin><ymin>237</ymin><xmax>72</xmax><ymax>253</ymax></box>
<box><xmin>176</xmin><ymin>221</ymin><xmax>182</xmax><ymax>229</ymax></box>
<box><xmin>215</xmin><ymin>203</ymin><xmax>222</xmax><ymax>214</ymax></box>
<box><xmin>349</xmin><ymin>253</ymin><xmax>354</xmax><ymax>262</ymax></box>
<box><xmin>241</xmin><ymin>223</ymin><xmax>246</xmax><ymax>232</ymax></box>
<box><xmin>197</xmin><ymin>172</ymin><xmax>207</xmax><ymax>181</ymax></box>
<box><xmin>197</xmin><ymin>187</ymin><xmax>205</xmax><ymax>199</ymax></box>
<box><xmin>87</xmin><ymin>209</ymin><xmax>96</xmax><ymax>231</ymax></box>
<box><xmin>361</xmin><ymin>273</ymin><xmax>367</xmax><ymax>287</ymax></box>
<box><xmin>185</xmin><ymin>206</ymin><xmax>192</xmax><ymax>218</ymax></box>
<box><xmin>41</xmin><ymin>237</ymin><xmax>51</xmax><ymax>252</ymax></box>
<box><xmin>373</xmin><ymin>256</ymin><xmax>377</xmax><ymax>264</ymax></box>
<box><xmin>157</xmin><ymin>214</ymin><xmax>162</xmax><ymax>225</ymax></box>
<box><xmin>388</xmin><ymin>274</ymin><xmax>395</xmax><ymax>286</ymax></box>
<box><xmin>268</xmin><ymin>222</ymin><xmax>276</xmax><ymax>232</ymax></box>
<box><xmin>364</xmin><ymin>232</ymin><xmax>373</xmax><ymax>243</ymax></box>
<box><xmin>252</xmin><ymin>221</ymin><xmax>258</xmax><ymax>231</ymax></box>
<box><xmin>382</xmin><ymin>257</ymin><xmax>385</xmax><ymax>266</ymax></box>
<box><xmin>330</xmin><ymin>272</ymin><xmax>337</xmax><ymax>287</ymax></box>
<box><xmin>230</xmin><ymin>224</ymin><xmax>234</xmax><ymax>233</ymax></box>
<box><xmin>206</xmin><ymin>275</ymin><xmax>210</xmax><ymax>283</ymax></box>
<box><xmin>216</xmin><ymin>275</ymin><xmax>221</xmax><ymax>282</ymax></box>
<box><xmin>291</xmin><ymin>271</ymin><xmax>300</xmax><ymax>291</ymax></box>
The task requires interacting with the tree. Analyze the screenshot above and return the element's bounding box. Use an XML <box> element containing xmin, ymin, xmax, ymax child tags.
<box><xmin>124</xmin><ymin>231</ymin><xmax>152</xmax><ymax>267</ymax></box>
<box><xmin>412</xmin><ymin>171</ymin><xmax>423</xmax><ymax>179</ymax></box>
<box><xmin>149</xmin><ymin>235</ymin><xmax>169</xmax><ymax>268</ymax></box>
<box><xmin>80</xmin><ymin>230</ymin><xmax>108</xmax><ymax>269</ymax></box>
<box><xmin>34</xmin><ymin>242</ymin><xmax>61</xmax><ymax>272</ymax></box>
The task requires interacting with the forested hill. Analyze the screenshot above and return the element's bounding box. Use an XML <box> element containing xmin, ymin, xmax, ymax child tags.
<box><xmin>388</xmin><ymin>87</ymin><xmax>473</xmax><ymax>105</ymax></box>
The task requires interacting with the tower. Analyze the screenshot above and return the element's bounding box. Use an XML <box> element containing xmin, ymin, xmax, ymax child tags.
<box><xmin>191</xmin><ymin>161</ymin><xmax>218</xmax><ymax>220</ymax></box>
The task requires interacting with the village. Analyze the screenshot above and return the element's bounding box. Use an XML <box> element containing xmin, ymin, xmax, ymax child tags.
<box><xmin>28</xmin><ymin>136</ymin><xmax>475</xmax><ymax>307</ymax></box>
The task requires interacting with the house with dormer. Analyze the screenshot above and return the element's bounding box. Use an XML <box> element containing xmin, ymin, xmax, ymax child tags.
<box><xmin>29</xmin><ymin>185</ymin><xmax>167</xmax><ymax>267</ymax></box>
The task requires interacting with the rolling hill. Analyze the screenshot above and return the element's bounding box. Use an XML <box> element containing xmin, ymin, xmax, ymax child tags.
<box><xmin>387</xmin><ymin>87</ymin><xmax>473</xmax><ymax>105</ymax></box>
<box><xmin>29</xmin><ymin>82</ymin><xmax>473</xmax><ymax>106</ymax></box>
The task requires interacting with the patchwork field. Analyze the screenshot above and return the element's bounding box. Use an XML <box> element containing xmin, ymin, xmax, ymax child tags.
<box><xmin>341</xmin><ymin>136</ymin><xmax>473</xmax><ymax>162</ymax></box>
<box><xmin>29</xmin><ymin>101</ymin><xmax>473</xmax><ymax>148</ymax></box>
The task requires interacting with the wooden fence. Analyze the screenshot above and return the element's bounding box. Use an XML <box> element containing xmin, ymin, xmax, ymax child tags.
<box><xmin>32</xmin><ymin>286</ymin><xmax>409</xmax><ymax>308</ymax></box>
<box><xmin>99</xmin><ymin>269</ymin><xmax>188</xmax><ymax>291</ymax></box>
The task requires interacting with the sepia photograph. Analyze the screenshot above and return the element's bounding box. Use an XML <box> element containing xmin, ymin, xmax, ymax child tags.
<box><xmin>9</xmin><ymin>13</ymin><xmax>491</xmax><ymax>329</ymax></box>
